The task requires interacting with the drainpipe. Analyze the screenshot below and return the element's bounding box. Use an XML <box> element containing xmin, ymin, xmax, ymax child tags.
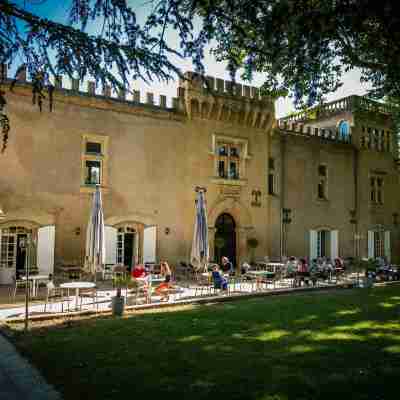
<box><xmin>353</xmin><ymin>142</ymin><xmax>359</xmax><ymax>259</ymax></box>
<box><xmin>280</xmin><ymin>135</ymin><xmax>286</xmax><ymax>259</ymax></box>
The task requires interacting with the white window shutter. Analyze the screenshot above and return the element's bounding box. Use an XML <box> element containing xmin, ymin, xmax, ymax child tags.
<box><xmin>37</xmin><ymin>225</ymin><xmax>55</xmax><ymax>276</ymax></box>
<box><xmin>143</xmin><ymin>225</ymin><xmax>157</xmax><ymax>263</ymax></box>
<box><xmin>384</xmin><ymin>231</ymin><xmax>391</xmax><ymax>263</ymax></box>
<box><xmin>330</xmin><ymin>230</ymin><xmax>339</xmax><ymax>259</ymax></box>
<box><xmin>310</xmin><ymin>230</ymin><xmax>318</xmax><ymax>260</ymax></box>
<box><xmin>105</xmin><ymin>226</ymin><xmax>117</xmax><ymax>265</ymax></box>
<box><xmin>368</xmin><ymin>230</ymin><xmax>374</xmax><ymax>259</ymax></box>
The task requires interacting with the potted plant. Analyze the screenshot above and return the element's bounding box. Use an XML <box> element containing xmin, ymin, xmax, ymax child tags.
<box><xmin>247</xmin><ymin>237</ymin><xmax>259</xmax><ymax>266</ymax></box>
<box><xmin>111</xmin><ymin>275</ymin><xmax>126</xmax><ymax>316</ymax></box>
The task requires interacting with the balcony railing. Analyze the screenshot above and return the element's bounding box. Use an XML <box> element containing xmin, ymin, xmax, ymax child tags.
<box><xmin>279</xmin><ymin>95</ymin><xmax>394</xmax><ymax>123</ymax></box>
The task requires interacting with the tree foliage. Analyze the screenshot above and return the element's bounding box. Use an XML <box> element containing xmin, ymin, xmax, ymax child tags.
<box><xmin>1</xmin><ymin>0</ymin><xmax>400</xmax><ymax>152</ymax></box>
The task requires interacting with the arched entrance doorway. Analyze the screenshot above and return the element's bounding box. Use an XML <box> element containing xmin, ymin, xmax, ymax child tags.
<box><xmin>215</xmin><ymin>213</ymin><xmax>236</xmax><ymax>267</ymax></box>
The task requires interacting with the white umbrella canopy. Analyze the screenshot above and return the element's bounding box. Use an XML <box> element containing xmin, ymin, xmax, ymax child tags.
<box><xmin>190</xmin><ymin>188</ymin><xmax>209</xmax><ymax>272</ymax></box>
<box><xmin>85</xmin><ymin>186</ymin><xmax>106</xmax><ymax>277</ymax></box>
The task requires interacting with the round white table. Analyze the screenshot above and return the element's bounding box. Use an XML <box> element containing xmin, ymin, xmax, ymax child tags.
<box><xmin>21</xmin><ymin>275</ymin><xmax>49</xmax><ymax>297</ymax></box>
<box><xmin>60</xmin><ymin>282</ymin><xmax>96</xmax><ymax>310</ymax></box>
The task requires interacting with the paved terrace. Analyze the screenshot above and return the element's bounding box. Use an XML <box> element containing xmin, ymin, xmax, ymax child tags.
<box><xmin>0</xmin><ymin>274</ymin><xmax>360</xmax><ymax>322</ymax></box>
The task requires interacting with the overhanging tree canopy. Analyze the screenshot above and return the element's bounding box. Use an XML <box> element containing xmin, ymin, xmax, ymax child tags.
<box><xmin>1</xmin><ymin>0</ymin><xmax>400</xmax><ymax>151</ymax></box>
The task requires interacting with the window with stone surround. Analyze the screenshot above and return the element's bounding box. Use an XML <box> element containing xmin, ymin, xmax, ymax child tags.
<box><xmin>268</xmin><ymin>157</ymin><xmax>276</xmax><ymax>195</ymax></box>
<box><xmin>317</xmin><ymin>164</ymin><xmax>328</xmax><ymax>200</ymax></box>
<box><xmin>81</xmin><ymin>134</ymin><xmax>109</xmax><ymax>191</ymax></box>
<box><xmin>374</xmin><ymin>231</ymin><xmax>385</xmax><ymax>258</ymax></box>
<box><xmin>370</xmin><ymin>174</ymin><xmax>384</xmax><ymax>205</ymax></box>
<box><xmin>211</xmin><ymin>134</ymin><xmax>250</xmax><ymax>184</ymax></box>
<box><xmin>217</xmin><ymin>143</ymin><xmax>240</xmax><ymax>179</ymax></box>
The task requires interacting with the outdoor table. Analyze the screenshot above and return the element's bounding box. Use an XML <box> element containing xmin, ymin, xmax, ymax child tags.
<box><xmin>134</xmin><ymin>276</ymin><xmax>166</xmax><ymax>303</ymax></box>
<box><xmin>135</xmin><ymin>276</ymin><xmax>164</xmax><ymax>285</ymax></box>
<box><xmin>267</xmin><ymin>263</ymin><xmax>285</xmax><ymax>269</ymax></box>
<box><xmin>60</xmin><ymin>281</ymin><xmax>96</xmax><ymax>310</ymax></box>
<box><xmin>21</xmin><ymin>274</ymin><xmax>49</xmax><ymax>297</ymax></box>
<box><xmin>246</xmin><ymin>270</ymin><xmax>276</xmax><ymax>277</ymax></box>
<box><xmin>246</xmin><ymin>270</ymin><xmax>276</xmax><ymax>283</ymax></box>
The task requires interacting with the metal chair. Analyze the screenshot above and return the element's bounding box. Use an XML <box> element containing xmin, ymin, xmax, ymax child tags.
<box><xmin>125</xmin><ymin>278</ymin><xmax>150</xmax><ymax>305</ymax></box>
<box><xmin>112</xmin><ymin>264</ymin><xmax>127</xmax><ymax>287</ymax></box>
<box><xmin>44</xmin><ymin>283</ymin><xmax>70</xmax><ymax>313</ymax></box>
<box><xmin>103</xmin><ymin>264</ymin><xmax>114</xmax><ymax>280</ymax></box>
<box><xmin>79</xmin><ymin>287</ymin><xmax>98</xmax><ymax>311</ymax></box>
<box><xmin>10</xmin><ymin>275</ymin><xmax>30</xmax><ymax>301</ymax></box>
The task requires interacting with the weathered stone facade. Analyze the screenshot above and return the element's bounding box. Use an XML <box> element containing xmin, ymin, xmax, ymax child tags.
<box><xmin>0</xmin><ymin>69</ymin><xmax>398</xmax><ymax>283</ymax></box>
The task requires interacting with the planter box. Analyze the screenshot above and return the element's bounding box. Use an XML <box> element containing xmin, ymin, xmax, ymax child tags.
<box><xmin>111</xmin><ymin>296</ymin><xmax>125</xmax><ymax>316</ymax></box>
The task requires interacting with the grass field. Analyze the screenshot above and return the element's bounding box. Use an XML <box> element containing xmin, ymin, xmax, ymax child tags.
<box><xmin>11</xmin><ymin>285</ymin><xmax>400</xmax><ymax>400</ymax></box>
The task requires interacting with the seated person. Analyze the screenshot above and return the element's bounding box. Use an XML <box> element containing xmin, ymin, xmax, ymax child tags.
<box><xmin>220</xmin><ymin>256</ymin><xmax>234</xmax><ymax>275</ymax></box>
<box><xmin>334</xmin><ymin>258</ymin><xmax>345</xmax><ymax>275</ymax></box>
<box><xmin>285</xmin><ymin>256</ymin><xmax>297</xmax><ymax>278</ymax></box>
<box><xmin>323</xmin><ymin>257</ymin><xmax>334</xmax><ymax>270</ymax></box>
<box><xmin>131</xmin><ymin>264</ymin><xmax>146</xmax><ymax>279</ymax></box>
<box><xmin>155</xmin><ymin>261</ymin><xmax>172</xmax><ymax>301</ymax></box>
<box><xmin>211</xmin><ymin>266</ymin><xmax>228</xmax><ymax>291</ymax></box>
<box><xmin>317</xmin><ymin>258</ymin><xmax>329</xmax><ymax>280</ymax></box>
<box><xmin>309</xmin><ymin>259</ymin><xmax>319</xmax><ymax>286</ymax></box>
<box><xmin>241</xmin><ymin>262</ymin><xmax>251</xmax><ymax>275</ymax></box>
<box><xmin>297</xmin><ymin>258</ymin><xmax>310</xmax><ymax>286</ymax></box>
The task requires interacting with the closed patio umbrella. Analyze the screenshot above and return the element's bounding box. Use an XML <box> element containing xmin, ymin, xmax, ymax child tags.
<box><xmin>85</xmin><ymin>185</ymin><xmax>105</xmax><ymax>279</ymax></box>
<box><xmin>190</xmin><ymin>188</ymin><xmax>209</xmax><ymax>272</ymax></box>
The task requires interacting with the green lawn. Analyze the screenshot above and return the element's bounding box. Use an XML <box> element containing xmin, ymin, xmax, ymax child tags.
<box><xmin>12</xmin><ymin>286</ymin><xmax>400</xmax><ymax>400</ymax></box>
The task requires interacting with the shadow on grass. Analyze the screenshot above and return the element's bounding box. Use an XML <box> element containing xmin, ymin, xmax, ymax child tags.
<box><xmin>12</xmin><ymin>286</ymin><xmax>400</xmax><ymax>400</ymax></box>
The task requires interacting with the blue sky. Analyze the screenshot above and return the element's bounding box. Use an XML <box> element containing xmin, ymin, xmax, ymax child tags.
<box><xmin>13</xmin><ymin>0</ymin><xmax>371</xmax><ymax>117</ymax></box>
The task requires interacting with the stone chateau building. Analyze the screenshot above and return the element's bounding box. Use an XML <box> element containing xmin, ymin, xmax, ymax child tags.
<box><xmin>0</xmin><ymin>69</ymin><xmax>399</xmax><ymax>283</ymax></box>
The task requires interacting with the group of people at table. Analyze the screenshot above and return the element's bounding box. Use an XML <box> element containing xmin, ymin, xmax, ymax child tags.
<box><xmin>206</xmin><ymin>255</ymin><xmax>347</xmax><ymax>290</ymax></box>
<box><xmin>130</xmin><ymin>261</ymin><xmax>173</xmax><ymax>301</ymax></box>
<box><xmin>208</xmin><ymin>256</ymin><xmax>346</xmax><ymax>292</ymax></box>
<box><xmin>130</xmin><ymin>257</ymin><xmax>235</xmax><ymax>298</ymax></box>
<box><xmin>282</xmin><ymin>256</ymin><xmax>346</xmax><ymax>286</ymax></box>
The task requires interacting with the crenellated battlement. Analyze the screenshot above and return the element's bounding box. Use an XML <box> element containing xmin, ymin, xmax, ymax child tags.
<box><xmin>0</xmin><ymin>65</ymin><xmax>275</xmax><ymax>130</ymax></box>
<box><xmin>177</xmin><ymin>71</ymin><xmax>274</xmax><ymax>130</ymax></box>
<box><xmin>179</xmin><ymin>71</ymin><xmax>267</xmax><ymax>100</ymax></box>
<box><xmin>0</xmin><ymin>64</ymin><xmax>180</xmax><ymax>111</ymax></box>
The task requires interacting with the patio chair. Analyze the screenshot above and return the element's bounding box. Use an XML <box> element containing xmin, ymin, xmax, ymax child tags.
<box><xmin>79</xmin><ymin>287</ymin><xmax>98</xmax><ymax>312</ymax></box>
<box><xmin>193</xmin><ymin>283</ymin><xmax>214</xmax><ymax>297</ymax></box>
<box><xmin>175</xmin><ymin>261</ymin><xmax>194</xmax><ymax>281</ymax></box>
<box><xmin>103</xmin><ymin>264</ymin><xmax>113</xmax><ymax>280</ymax></box>
<box><xmin>44</xmin><ymin>283</ymin><xmax>70</xmax><ymax>313</ymax></box>
<box><xmin>10</xmin><ymin>275</ymin><xmax>30</xmax><ymax>301</ymax></box>
<box><xmin>124</xmin><ymin>278</ymin><xmax>149</xmax><ymax>305</ymax></box>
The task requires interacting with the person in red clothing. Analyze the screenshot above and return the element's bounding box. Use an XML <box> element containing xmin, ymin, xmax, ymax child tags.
<box><xmin>297</xmin><ymin>258</ymin><xmax>310</xmax><ymax>286</ymax></box>
<box><xmin>155</xmin><ymin>261</ymin><xmax>172</xmax><ymax>301</ymax></box>
<box><xmin>131</xmin><ymin>264</ymin><xmax>146</xmax><ymax>278</ymax></box>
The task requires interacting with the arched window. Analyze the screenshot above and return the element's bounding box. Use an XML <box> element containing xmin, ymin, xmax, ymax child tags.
<box><xmin>338</xmin><ymin>120</ymin><xmax>350</xmax><ymax>139</ymax></box>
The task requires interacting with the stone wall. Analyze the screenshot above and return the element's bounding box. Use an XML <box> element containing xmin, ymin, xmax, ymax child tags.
<box><xmin>0</xmin><ymin>75</ymin><xmax>271</xmax><ymax>269</ymax></box>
